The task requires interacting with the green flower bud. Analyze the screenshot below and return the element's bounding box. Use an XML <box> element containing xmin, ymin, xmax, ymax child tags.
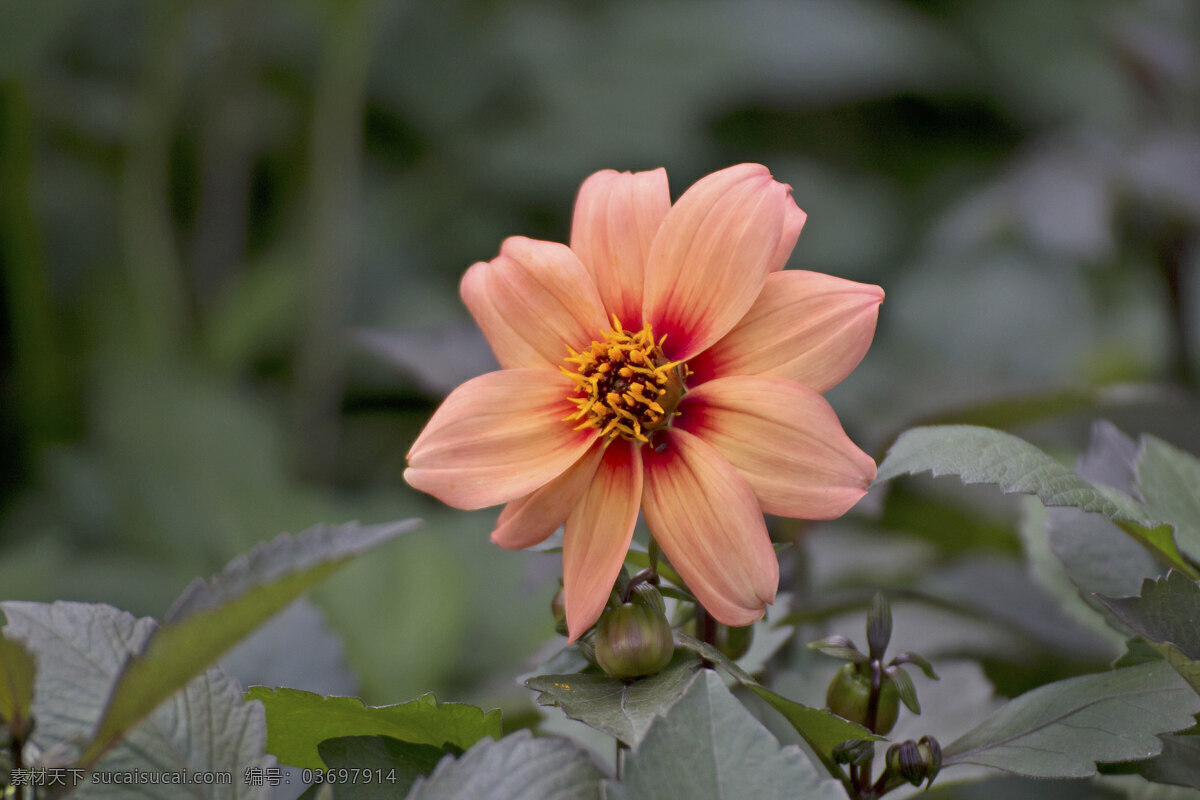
<box><xmin>825</xmin><ymin>663</ymin><xmax>899</xmax><ymax>735</ymax></box>
<box><xmin>887</xmin><ymin>740</ymin><xmax>924</xmax><ymax>786</ymax></box>
<box><xmin>595</xmin><ymin>602</ymin><xmax>674</xmax><ymax>679</ymax></box>
<box><xmin>918</xmin><ymin>736</ymin><xmax>942</xmax><ymax>786</ymax></box>
<box><xmin>576</xmin><ymin>633</ymin><xmax>597</xmax><ymax>665</ymax></box>
<box><xmin>628</xmin><ymin>581</ymin><xmax>666</xmax><ymax>614</ymax></box>
<box><xmin>831</xmin><ymin>738</ymin><xmax>875</xmax><ymax>767</ymax></box>
<box><xmin>550</xmin><ymin>585</ymin><xmax>568</xmax><ymax>637</ymax></box>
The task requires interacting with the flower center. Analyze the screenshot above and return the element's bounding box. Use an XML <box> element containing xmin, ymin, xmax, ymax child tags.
<box><xmin>561</xmin><ymin>317</ymin><xmax>688</xmax><ymax>443</ymax></box>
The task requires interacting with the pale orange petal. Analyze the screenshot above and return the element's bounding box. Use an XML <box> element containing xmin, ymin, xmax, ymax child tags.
<box><xmin>490</xmin><ymin>441</ymin><xmax>606</xmax><ymax>550</ymax></box>
<box><xmin>642</xmin><ymin>164</ymin><xmax>793</xmax><ymax>361</ymax></box>
<box><xmin>678</xmin><ymin>376</ymin><xmax>876</xmax><ymax>519</ymax></box>
<box><xmin>688</xmin><ymin>270</ymin><xmax>883</xmax><ymax>391</ymax></box>
<box><xmin>570</xmin><ymin>168</ymin><xmax>671</xmax><ymax>327</ymax></box>
<box><xmin>641</xmin><ymin>428</ymin><xmax>777</xmax><ymax>626</ymax></box>
<box><xmin>405</xmin><ymin>369</ymin><xmax>597</xmax><ymax>509</ymax></box>
<box><xmin>460</xmin><ymin>236</ymin><xmax>608</xmax><ymax>370</ymax></box>
<box><xmin>767</xmin><ymin>196</ymin><xmax>807</xmax><ymax>273</ymax></box>
<box><xmin>563</xmin><ymin>440</ymin><xmax>643</xmax><ymax>641</ymax></box>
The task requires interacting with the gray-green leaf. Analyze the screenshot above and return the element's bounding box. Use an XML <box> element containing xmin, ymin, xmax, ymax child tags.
<box><xmin>944</xmin><ymin>662</ymin><xmax>1200</xmax><ymax>777</ymax></box>
<box><xmin>1098</xmin><ymin>571</ymin><xmax>1200</xmax><ymax>661</ymax></box>
<box><xmin>1135</xmin><ymin>436</ymin><xmax>1200</xmax><ymax>565</ymax></box>
<box><xmin>524</xmin><ymin>651</ymin><xmax>701</xmax><ymax>746</ymax></box>
<box><xmin>605</xmin><ymin>670</ymin><xmax>844</xmax><ymax>800</ymax></box>
<box><xmin>674</xmin><ymin>634</ymin><xmax>878</xmax><ymax>777</ymax></box>
<box><xmin>2</xmin><ymin>601</ymin><xmax>271</xmax><ymax>799</ymax></box>
<box><xmin>405</xmin><ymin>730</ymin><xmax>602</xmax><ymax>800</ymax></box>
<box><xmin>81</xmin><ymin>519</ymin><xmax>415</xmax><ymax>768</ymax></box>
<box><xmin>876</xmin><ymin>425</ymin><xmax>1193</xmax><ymax>576</ymax></box>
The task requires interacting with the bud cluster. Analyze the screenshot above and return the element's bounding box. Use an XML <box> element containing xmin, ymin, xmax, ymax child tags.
<box><xmin>813</xmin><ymin>593</ymin><xmax>943</xmax><ymax>798</ymax></box>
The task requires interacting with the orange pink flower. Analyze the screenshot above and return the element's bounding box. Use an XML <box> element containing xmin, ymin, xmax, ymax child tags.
<box><xmin>405</xmin><ymin>164</ymin><xmax>882</xmax><ymax>641</ymax></box>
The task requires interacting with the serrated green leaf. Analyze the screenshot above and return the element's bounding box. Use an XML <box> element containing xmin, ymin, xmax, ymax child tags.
<box><xmin>246</xmin><ymin>688</ymin><xmax>501</xmax><ymax>770</ymax></box>
<box><xmin>605</xmin><ymin>671</ymin><xmax>844</xmax><ymax>800</ymax></box>
<box><xmin>1136</xmin><ymin>437</ymin><xmax>1200</xmax><ymax>564</ymax></box>
<box><xmin>1098</xmin><ymin>572</ymin><xmax>1200</xmax><ymax>695</ymax></box>
<box><xmin>405</xmin><ymin>730</ymin><xmax>602</xmax><ymax>800</ymax></box>
<box><xmin>79</xmin><ymin>520</ymin><xmax>416</xmax><ymax>768</ymax></box>
<box><xmin>0</xmin><ymin>631</ymin><xmax>36</xmax><ymax>738</ymax></box>
<box><xmin>525</xmin><ymin>651</ymin><xmax>701</xmax><ymax>746</ymax></box>
<box><xmin>876</xmin><ymin>425</ymin><xmax>1195</xmax><ymax>578</ymax></box>
<box><xmin>298</xmin><ymin>736</ymin><xmax>447</xmax><ymax>799</ymax></box>
<box><xmin>1132</xmin><ymin>730</ymin><xmax>1200</xmax><ymax>790</ymax></box>
<box><xmin>674</xmin><ymin>634</ymin><xmax>878</xmax><ymax>778</ymax></box>
<box><xmin>1098</xmin><ymin>572</ymin><xmax>1200</xmax><ymax>661</ymax></box>
<box><xmin>1</xmin><ymin>601</ymin><xmax>270</xmax><ymax>799</ymax></box>
<box><xmin>944</xmin><ymin>662</ymin><xmax>1200</xmax><ymax>777</ymax></box>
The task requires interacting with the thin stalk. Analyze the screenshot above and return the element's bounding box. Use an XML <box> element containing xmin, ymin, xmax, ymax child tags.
<box><xmin>0</xmin><ymin>80</ymin><xmax>72</xmax><ymax>456</ymax></box>
<box><xmin>292</xmin><ymin>0</ymin><xmax>381</xmax><ymax>480</ymax></box>
<box><xmin>120</xmin><ymin>0</ymin><xmax>191</xmax><ymax>355</ymax></box>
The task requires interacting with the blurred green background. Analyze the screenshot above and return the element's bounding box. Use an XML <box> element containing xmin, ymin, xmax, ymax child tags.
<box><xmin>2</xmin><ymin>0</ymin><xmax>1198</xmax><ymax>723</ymax></box>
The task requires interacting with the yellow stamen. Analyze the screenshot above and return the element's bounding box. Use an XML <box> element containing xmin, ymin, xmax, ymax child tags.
<box><xmin>560</xmin><ymin>320</ymin><xmax>688</xmax><ymax>444</ymax></box>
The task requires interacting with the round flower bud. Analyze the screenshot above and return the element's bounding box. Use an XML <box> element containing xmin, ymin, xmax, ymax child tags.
<box><xmin>595</xmin><ymin>602</ymin><xmax>675</xmax><ymax>679</ymax></box>
<box><xmin>825</xmin><ymin>663</ymin><xmax>900</xmax><ymax>735</ymax></box>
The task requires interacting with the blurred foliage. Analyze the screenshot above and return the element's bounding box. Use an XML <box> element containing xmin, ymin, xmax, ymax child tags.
<box><xmin>1</xmin><ymin>0</ymin><xmax>1199</xmax><ymax>728</ymax></box>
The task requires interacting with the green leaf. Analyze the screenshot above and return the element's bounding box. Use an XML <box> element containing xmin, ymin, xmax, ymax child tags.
<box><xmin>920</xmin><ymin>775</ymin><xmax>1126</xmax><ymax>799</ymax></box>
<box><xmin>675</xmin><ymin>634</ymin><xmax>878</xmax><ymax>777</ymax></box>
<box><xmin>297</xmin><ymin>736</ymin><xmax>448</xmax><ymax>799</ymax></box>
<box><xmin>1098</xmin><ymin>571</ymin><xmax>1200</xmax><ymax>694</ymax></box>
<box><xmin>246</xmin><ymin>688</ymin><xmax>501</xmax><ymax>770</ymax></box>
<box><xmin>943</xmin><ymin>662</ymin><xmax>1200</xmax><ymax>777</ymax></box>
<box><xmin>876</xmin><ymin>425</ymin><xmax>1194</xmax><ymax>577</ymax></box>
<box><xmin>1</xmin><ymin>601</ymin><xmax>271</xmax><ymax>798</ymax></box>
<box><xmin>1136</xmin><ymin>436</ymin><xmax>1200</xmax><ymax>564</ymax></box>
<box><xmin>405</xmin><ymin>730</ymin><xmax>602</xmax><ymax>800</ymax></box>
<box><xmin>525</xmin><ymin>651</ymin><xmax>701</xmax><ymax>746</ymax></box>
<box><xmin>79</xmin><ymin>519</ymin><xmax>417</xmax><ymax>768</ymax></box>
<box><xmin>1098</xmin><ymin>572</ymin><xmax>1200</xmax><ymax>661</ymax></box>
<box><xmin>0</xmin><ymin>631</ymin><xmax>36</xmax><ymax>738</ymax></box>
<box><xmin>605</xmin><ymin>670</ymin><xmax>844</xmax><ymax>800</ymax></box>
<box><xmin>1132</xmin><ymin>730</ymin><xmax>1200</xmax><ymax>790</ymax></box>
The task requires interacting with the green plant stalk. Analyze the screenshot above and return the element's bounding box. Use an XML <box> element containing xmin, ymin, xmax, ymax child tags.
<box><xmin>119</xmin><ymin>0</ymin><xmax>191</xmax><ymax>355</ymax></box>
<box><xmin>291</xmin><ymin>0</ymin><xmax>382</xmax><ymax>481</ymax></box>
<box><xmin>0</xmin><ymin>80</ymin><xmax>72</xmax><ymax>456</ymax></box>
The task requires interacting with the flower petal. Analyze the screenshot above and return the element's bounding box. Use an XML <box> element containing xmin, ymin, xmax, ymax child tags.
<box><xmin>688</xmin><ymin>270</ymin><xmax>883</xmax><ymax>391</ymax></box>
<box><xmin>570</xmin><ymin>168</ymin><xmax>671</xmax><ymax>327</ymax></box>
<box><xmin>768</xmin><ymin>195</ymin><xmax>807</xmax><ymax>273</ymax></box>
<box><xmin>677</xmin><ymin>376</ymin><xmax>876</xmax><ymax>519</ymax></box>
<box><xmin>461</xmin><ymin>236</ymin><xmax>608</xmax><ymax>370</ymax></box>
<box><xmin>563</xmin><ymin>440</ymin><xmax>643</xmax><ymax>641</ymax></box>
<box><xmin>642</xmin><ymin>164</ymin><xmax>794</xmax><ymax>361</ymax></box>
<box><xmin>641</xmin><ymin>428</ymin><xmax>777</xmax><ymax>627</ymax></box>
<box><xmin>490</xmin><ymin>441</ymin><xmax>606</xmax><ymax>550</ymax></box>
<box><xmin>405</xmin><ymin>369</ymin><xmax>597</xmax><ymax>509</ymax></box>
